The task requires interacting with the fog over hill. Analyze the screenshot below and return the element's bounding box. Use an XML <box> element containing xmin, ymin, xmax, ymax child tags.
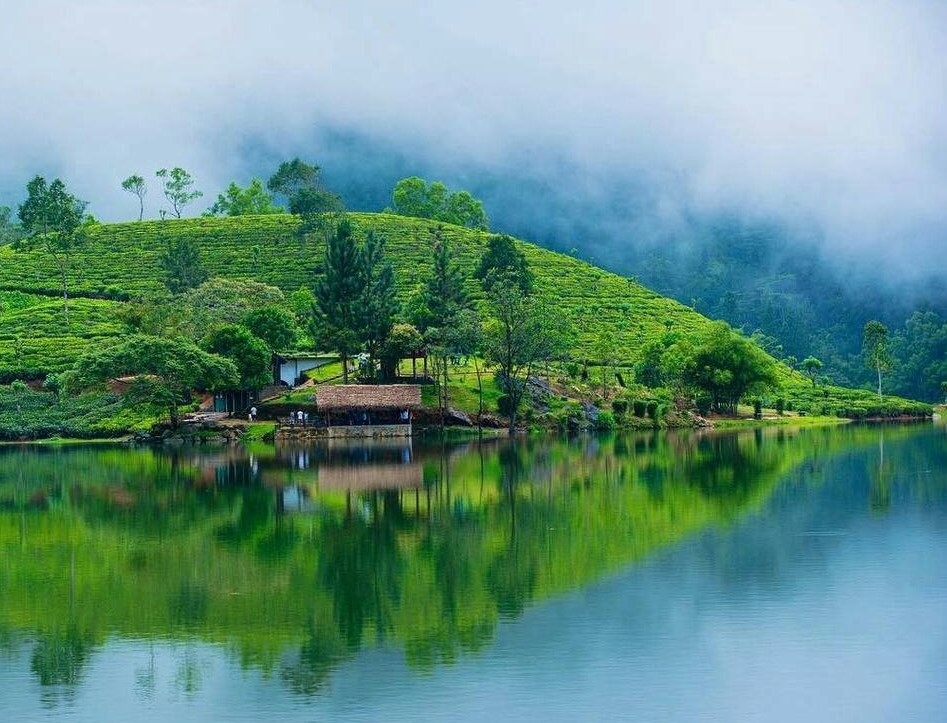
<box><xmin>2</xmin><ymin>1</ymin><xmax>946</xmax><ymax>359</ymax></box>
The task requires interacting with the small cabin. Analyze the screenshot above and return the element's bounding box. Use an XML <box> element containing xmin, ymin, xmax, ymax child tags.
<box><xmin>315</xmin><ymin>384</ymin><xmax>422</xmax><ymax>438</ymax></box>
<box><xmin>275</xmin><ymin>354</ymin><xmax>337</xmax><ymax>387</ymax></box>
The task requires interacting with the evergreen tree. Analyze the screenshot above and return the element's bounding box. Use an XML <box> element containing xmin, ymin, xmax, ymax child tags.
<box><xmin>475</xmin><ymin>235</ymin><xmax>532</xmax><ymax>294</ymax></box>
<box><xmin>358</xmin><ymin>231</ymin><xmax>397</xmax><ymax>379</ymax></box>
<box><xmin>315</xmin><ymin>219</ymin><xmax>364</xmax><ymax>383</ymax></box>
<box><xmin>416</xmin><ymin>228</ymin><xmax>469</xmax><ymax>333</ymax></box>
<box><xmin>160</xmin><ymin>237</ymin><xmax>208</xmax><ymax>294</ymax></box>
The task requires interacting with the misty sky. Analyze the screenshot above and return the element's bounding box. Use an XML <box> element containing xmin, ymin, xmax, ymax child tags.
<box><xmin>2</xmin><ymin>0</ymin><xmax>946</xmax><ymax>276</ymax></box>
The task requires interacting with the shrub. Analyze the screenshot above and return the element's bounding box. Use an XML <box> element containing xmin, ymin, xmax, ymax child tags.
<box><xmin>646</xmin><ymin>400</ymin><xmax>659</xmax><ymax>420</ymax></box>
<box><xmin>594</xmin><ymin>410</ymin><xmax>616</xmax><ymax>430</ymax></box>
<box><xmin>611</xmin><ymin>399</ymin><xmax>628</xmax><ymax>417</ymax></box>
<box><xmin>753</xmin><ymin>398</ymin><xmax>763</xmax><ymax>418</ymax></box>
<box><xmin>695</xmin><ymin>395</ymin><xmax>713</xmax><ymax>415</ymax></box>
<box><xmin>775</xmin><ymin>397</ymin><xmax>785</xmax><ymax>415</ymax></box>
<box><xmin>632</xmin><ymin>400</ymin><xmax>647</xmax><ymax>417</ymax></box>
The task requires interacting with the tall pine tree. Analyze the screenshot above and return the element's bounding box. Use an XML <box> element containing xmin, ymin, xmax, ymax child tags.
<box><xmin>315</xmin><ymin>219</ymin><xmax>364</xmax><ymax>383</ymax></box>
<box><xmin>358</xmin><ymin>231</ymin><xmax>397</xmax><ymax>379</ymax></box>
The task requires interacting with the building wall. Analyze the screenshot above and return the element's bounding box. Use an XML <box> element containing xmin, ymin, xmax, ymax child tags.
<box><xmin>277</xmin><ymin>357</ymin><xmax>335</xmax><ymax>386</ymax></box>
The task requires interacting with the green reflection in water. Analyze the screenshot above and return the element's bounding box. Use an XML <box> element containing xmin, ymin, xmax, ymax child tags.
<box><xmin>0</xmin><ymin>425</ymin><xmax>940</xmax><ymax>697</ymax></box>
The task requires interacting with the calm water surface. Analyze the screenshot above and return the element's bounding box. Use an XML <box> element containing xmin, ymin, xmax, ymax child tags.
<box><xmin>1</xmin><ymin>424</ymin><xmax>945</xmax><ymax>722</ymax></box>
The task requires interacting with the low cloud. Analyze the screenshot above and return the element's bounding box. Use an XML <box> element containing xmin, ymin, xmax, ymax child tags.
<box><xmin>1</xmin><ymin>0</ymin><xmax>945</xmax><ymax>278</ymax></box>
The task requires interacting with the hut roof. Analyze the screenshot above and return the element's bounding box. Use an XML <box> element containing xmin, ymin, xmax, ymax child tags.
<box><xmin>316</xmin><ymin>384</ymin><xmax>422</xmax><ymax>411</ymax></box>
<box><xmin>318</xmin><ymin>463</ymin><xmax>423</xmax><ymax>491</ymax></box>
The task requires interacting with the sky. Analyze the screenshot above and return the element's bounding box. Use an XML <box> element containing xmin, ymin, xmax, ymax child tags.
<box><xmin>2</xmin><ymin>0</ymin><xmax>946</xmax><ymax>278</ymax></box>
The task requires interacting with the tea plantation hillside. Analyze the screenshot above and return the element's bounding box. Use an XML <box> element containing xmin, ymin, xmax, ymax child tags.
<box><xmin>0</xmin><ymin>213</ymin><xmax>929</xmax><ymax>416</ymax></box>
<box><xmin>0</xmin><ymin>213</ymin><xmax>710</xmax><ymax>365</ymax></box>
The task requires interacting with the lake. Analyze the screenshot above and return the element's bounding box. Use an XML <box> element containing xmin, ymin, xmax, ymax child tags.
<box><xmin>1</xmin><ymin>424</ymin><xmax>945</xmax><ymax>722</ymax></box>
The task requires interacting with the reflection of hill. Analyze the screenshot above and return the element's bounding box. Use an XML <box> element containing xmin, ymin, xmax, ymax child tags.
<box><xmin>0</xmin><ymin>425</ymin><xmax>936</xmax><ymax>697</ymax></box>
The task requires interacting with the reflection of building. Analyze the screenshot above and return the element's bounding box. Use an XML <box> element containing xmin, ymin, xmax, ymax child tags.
<box><xmin>315</xmin><ymin>385</ymin><xmax>422</xmax><ymax>438</ymax></box>
<box><xmin>316</xmin><ymin>438</ymin><xmax>421</xmax><ymax>490</ymax></box>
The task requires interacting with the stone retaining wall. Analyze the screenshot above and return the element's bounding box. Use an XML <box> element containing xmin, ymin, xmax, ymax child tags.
<box><xmin>275</xmin><ymin>424</ymin><xmax>412</xmax><ymax>442</ymax></box>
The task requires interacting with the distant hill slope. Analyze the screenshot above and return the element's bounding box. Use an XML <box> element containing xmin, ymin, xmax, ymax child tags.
<box><xmin>0</xmin><ymin>213</ymin><xmax>929</xmax><ymax>415</ymax></box>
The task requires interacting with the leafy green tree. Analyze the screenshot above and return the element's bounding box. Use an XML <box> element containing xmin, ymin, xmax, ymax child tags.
<box><xmin>380</xmin><ymin>323</ymin><xmax>423</xmax><ymax>381</ymax></box>
<box><xmin>289</xmin><ymin>186</ymin><xmax>345</xmax><ymax>216</ymax></box>
<box><xmin>267</xmin><ymin>158</ymin><xmax>343</xmax><ymax>215</ymax></box>
<box><xmin>447</xmin><ymin>308</ymin><xmax>486</xmax><ymax>420</ymax></box>
<box><xmin>65</xmin><ymin>335</ymin><xmax>238</xmax><ymax>427</ymax></box>
<box><xmin>863</xmin><ymin>320</ymin><xmax>892</xmax><ymax>397</ymax></box>
<box><xmin>160</xmin><ymin>236</ymin><xmax>208</xmax><ymax>294</ymax></box>
<box><xmin>156</xmin><ymin>167</ymin><xmax>202</xmax><ymax>218</ymax></box>
<box><xmin>635</xmin><ymin>340</ymin><xmax>666</xmax><ymax>388</ymax></box>
<box><xmin>243</xmin><ymin>305</ymin><xmax>297</xmax><ymax>352</ymax></box>
<box><xmin>121</xmin><ymin>174</ymin><xmax>147</xmax><ymax>221</ymax></box>
<box><xmin>941</xmin><ymin>381</ymin><xmax>947</xmax><ymax>404</ymax></box>
<box><xmin>388</xmin><ymin>176</ymin><xmax>488</xmax><ymax>230</ymax></box>
<box><xmin>889</xmin><ymin>311</ymin><xmax>947</xmax><ymax>402</ymax></box>
<box><xmin>357</xmin><ymin>231</ymin><xmax>397</xmax><ymax>378</ymax></box>
<box><xmin>802</xmin><ymin>356</ymin><xmax>823</xmax><ymax>387</ymax></box>
<box><xmin>315</xmin><ymin>219</ymin><xmax>364</xmax><ymax>383</ymax></box>
<box><xmin>16</xmin><ymin>176</ymin><xmax>87</xmax><ymax>325</ymax></box>
<box><xmin>206</xmin><ymin>179</ymin><xmax>282</xmax><ymax>216</ymax></box>
<box><xmin>203</xmin><ymin>324</ymin><xmax>271</xmax><ymax>390</ymax></box>
<box><xmin>483</xmin><ymin>277</ymin><xmax>555</xmax><ymax>433</ymax></box>
<box><xmin>475</xmin><ymin>235</ymin><xmax>533</xmax><ymax>294</ymax></box>
<box><xmin>677</xmin><ymin>322</ymin><xmax>778</xmax><ymax>413</ymax></box>
<box><xmin>179</xmin><ymin>278</ymin><xmax>286</xmax><ymax>337</ymax></box>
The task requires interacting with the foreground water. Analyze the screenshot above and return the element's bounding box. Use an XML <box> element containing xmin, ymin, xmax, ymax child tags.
<box><xmin>1</xmin><ymin>424</ymin><xmax>945</xmax><ymax>722</ymax></box>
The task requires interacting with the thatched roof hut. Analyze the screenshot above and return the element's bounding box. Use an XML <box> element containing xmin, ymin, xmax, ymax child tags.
<box><xmin>316</xmin><ymin>384</ymin><xmax>422</xmax><ymax>411</ymax></box>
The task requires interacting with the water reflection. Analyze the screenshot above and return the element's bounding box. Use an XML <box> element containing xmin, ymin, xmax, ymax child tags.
<box><xmin>0</xmin><ymin>425</ymin><xmax>944</xmax><ymax>705</ymax></box>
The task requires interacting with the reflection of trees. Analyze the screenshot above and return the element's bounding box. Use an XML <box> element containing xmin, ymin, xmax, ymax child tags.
<box><xmin>280</xmin><ymin>620</ymin><xmax>350</xmax><ymax>696</ymax></box>
<box><xmin>869</xmin><ymin>429</ymin><xmax>891</xmax><ymax>514</ymax></box>
<box><xmin>7</xmin><ymin>426</ymin><xmax>937</xmax><ymax>700</ymax></box>
<box><xmin>30</xmin><ymin>627</ymin><xmax>93</xmax><ymax>688</ymax></box>
<box><xmin>319</xmin><ymin>494</ymin><xmax>403</xmax><ymax>649</ymax></box>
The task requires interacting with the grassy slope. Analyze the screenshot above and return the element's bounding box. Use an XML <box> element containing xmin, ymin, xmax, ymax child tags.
<box><xmin>0</xmin><ymin>213</ymin><xmax>929</xmax><ymax>415</ymax></box>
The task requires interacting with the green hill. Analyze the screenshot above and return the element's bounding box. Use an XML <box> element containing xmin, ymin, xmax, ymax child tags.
<box><xmin>0</xmin><ymin>213</ymin><xmax>930</xmax><ymax>419</ymax></box>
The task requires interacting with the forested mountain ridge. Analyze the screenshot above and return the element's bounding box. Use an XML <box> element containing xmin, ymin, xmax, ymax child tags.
<box><xmin>583</xmin><ymin>214</ymin><xmax>947</xmax><ymax>402</ymax></box>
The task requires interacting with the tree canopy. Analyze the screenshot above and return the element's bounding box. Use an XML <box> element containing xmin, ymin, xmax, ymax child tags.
<box><xmin>160</xmin><ymin>236</ymin><xmax>208</xmax><ymax>294</ymax></box>
<box><xmin>121</xmin><ymin>175</ymin><xmax>147</xmax><ymax>221</ymax></box>
<box><xmin>675</xmin><ymin>322</ymin><xmax>779</xmax><ymax>413</ymax></box>
<box><xmin>387</xmin><ymin>176</ymin><xmax>489</xmax><ymax>230</ymax></box>
<box><xmin>267</xmin><ymin>158</ymin><xmax>343</xmax><ymax>216</ymax></box>
<box><xmin>16</xmin><ymin>175</ymin><xmax>88</xmax><ymax>325</ymax></box>
<box><xmin>475</xmin><ymin>234</ymin><xmax>533</xmax><ymax>294</ymax></box>
<box><xmin>202</xmin><ymin>324</ymin><xmax>271</xmax><ymax>390</ymax></box>
<box><xmin>207</xmin><ymin>179</ymin><xmax>282</xmax><ymax>216</ymax></box>
<box><xmin>156</xmin><ymin>167</ymin><xmax>202</xmax><ymax>219</ymax></box>
<box><xmin>65</xmin><ymin>335</ymin><xmax>238</xmax><ymax>427</ymax></box>
<box><xmin>863</xmin><ymin>320</ymin><xmax>892</xmax><ymax>397</ymax></box>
